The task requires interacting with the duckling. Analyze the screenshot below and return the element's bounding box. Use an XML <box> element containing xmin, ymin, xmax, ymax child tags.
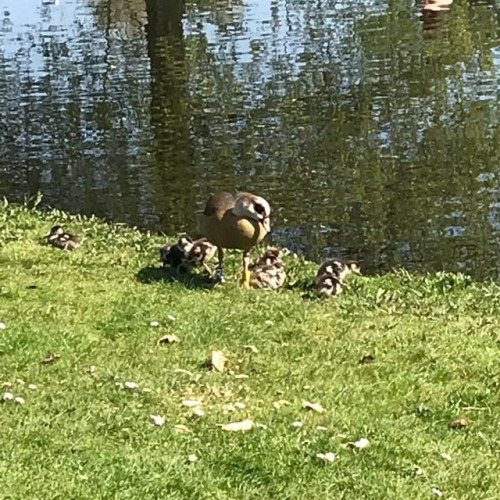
<box><xmin>185</xmin><ymin>237</ymin><xmax>216</xmax><ymax>272</ymax></box>
<box><xmin>199</xmin><ymin>191</ymin><xmax>271</xmax><ymax>287</ymax></box>
<box><xmin>316</xmin><ymin>273</ymin><xmax>344</xmax><ymax>297</ymax></box>
<box><xmin>46</xmin><ymin>225</ymin><xmax>81</xmax><ymax>251</ymax></box>
<box><xmin>159</xmin><ymin>235</ymin><xmax>193</xmax><ymax>272</ymax></box>
<box><xmin>249</xmin><ymin>247</ymin><xmax>286</xmax><ymax>289</ymax></box>
<box><xmin>315</xmin><ymin>259</ymin><xmax>360</xmax><ymax>297</ymax></box>
<box><xmin>316</xmin><ymin>259</ymin><xmax>361</xmax><ymax>281</ymax></box>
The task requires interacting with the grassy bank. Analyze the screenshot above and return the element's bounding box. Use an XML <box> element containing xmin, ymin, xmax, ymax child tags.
<box><xmin>0</xmin><ymin>201</ymin><xmax>499</xmax><ymax>499</ymax></box>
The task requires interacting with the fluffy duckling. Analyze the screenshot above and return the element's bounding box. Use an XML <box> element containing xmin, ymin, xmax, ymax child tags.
<box><xmin>316</xmin><ymin>259</ymin><xmax>361</xmax><ymax>281</ymax></box>
<box><xmin>316</xmin><ymin>273</ymin><xmax>344</xmax><ymax>297</ymax></box>
<box><xmin>199</xmin><ymin>191</ymin><xmax>271</xmax><ymax>287</ymax></box>
<box><xmin>249</xmin><ymin>247</ymin><xmax>286</xmax><ymax>289</ymax></box>
<box><xmin>186</xmin><ymin>237</ymin><xmax>217</xmax><ymax>272</ymax></box>
<box><xmin>159</xmin><ymin>235</ymin><xmax>193</xmax><ymax>272</ymax></box>
<box><xmin>315</xmin><ymin>259</ymin><xmax>360</xmax><ymax>297</ymax></box>
<box><xmin>46</xmin><ymin>225</ymin><xmax>81</xmax><ymax>251</ymax></box>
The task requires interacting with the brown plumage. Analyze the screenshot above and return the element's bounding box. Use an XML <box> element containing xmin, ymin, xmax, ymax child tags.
<box><xmin>316</xmin><ymin>259</ymin><xmax>361</xmax><ymax>281</ymax></box>
<box><xmin>186</xmin><ymin>237</ymin><xmax>216</xmax><ymax>272</ymax></box>
<box><xmin>249</xmin><ymin>247</ymin><xmax>286</xmax><ymax>289</ymax></box>
<box><xmin>315</xmin><ymin>259</ymin><xmax>360</xmax><ymax>297</ymax></box>
<box><xmin>199</xmin><ymin>191</ymin><xmax>272</xmax><ymax>287</ymax></box>
<box><xmin>316</xmin><ymin>274</ymin><xmax>344</xmax><ymax>297</ymax></box>
<box><xmin>46</xmin><ymin>226</ymin><xmax>81</xmax><ymax>251</ymax></box>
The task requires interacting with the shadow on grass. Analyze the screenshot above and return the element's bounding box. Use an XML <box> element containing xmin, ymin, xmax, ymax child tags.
<box><xmin>136</xmin><ymin>265</ymin><xmax>214</xmax><ymax>290</ymax></box>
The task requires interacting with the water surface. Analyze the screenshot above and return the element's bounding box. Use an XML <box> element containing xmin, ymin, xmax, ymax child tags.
<box><xmin>0</xmin><ymin>0</ymin><xmax>499</xmax><ymax>279</ymax></box>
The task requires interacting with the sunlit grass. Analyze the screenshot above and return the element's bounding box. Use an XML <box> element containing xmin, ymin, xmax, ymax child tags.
<box><xmin>1</xmin><ymin>201</ymin><xmax>499</xmax><ymax>499</ymax></box>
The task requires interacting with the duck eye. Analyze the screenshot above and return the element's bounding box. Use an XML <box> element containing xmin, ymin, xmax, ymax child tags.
<box><xmin>254</xmin><ymin>204</ymin><xmax>265</xmax><ymax>215</ymax></box>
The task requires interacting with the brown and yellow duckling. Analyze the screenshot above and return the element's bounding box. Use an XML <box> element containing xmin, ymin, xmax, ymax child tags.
<box><xmin>315</xmin><ymin>259</ymin><xmax>360</xmax><ymax>297</ymax></box>
<box><xmin>249</xmin><ymin>247</ymin><xmax>286</xmax><ymax>289</ymax></box>
<box><xmin>199</xmin><ymin>191</ymin><xmax>271</xmax><ymax>287</ymax></box>
<box><xmin>46</xmin><ymin>225</ymin><xmax>81</xmax><ymax>251</ymax></box>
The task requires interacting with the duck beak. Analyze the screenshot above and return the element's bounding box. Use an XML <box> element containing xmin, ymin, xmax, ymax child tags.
<box><xmin>262</xmin><ymin>217</ymin><xmax>271</xmax><ymax>234</ymax></box>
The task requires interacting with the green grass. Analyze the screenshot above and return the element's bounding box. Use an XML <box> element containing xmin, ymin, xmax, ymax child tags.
<box><xmin>0</xmin><ymin>201</ymin><xmax>499</xmax><ymax>499</ymax></box>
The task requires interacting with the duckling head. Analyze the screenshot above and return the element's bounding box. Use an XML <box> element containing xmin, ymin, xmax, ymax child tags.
<box><xmin>347</xmin><ymin>261</ymin><xmax>361</xmax><ymax>274</ymax></box>
<box><xmin>232</xmin><ymin>193</ymin><xmax>271</xmax><ymax>234</ymax></box>
<box><xmin>49</xmin><ymin>225</ymin><xmax>65</xmax><ymax>236</ymax></box>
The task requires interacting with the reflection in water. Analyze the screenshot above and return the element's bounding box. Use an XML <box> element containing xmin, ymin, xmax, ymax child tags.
<box><xmin>0</xmin><ymin>0</ymin><xmax>499</xmax><ymax>280</ymax></box>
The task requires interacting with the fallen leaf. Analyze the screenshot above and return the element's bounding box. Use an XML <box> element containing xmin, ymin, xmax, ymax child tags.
<box><xmin>0</xmin><ymin>322</ymin><xmax>6</xmax><ymax>330</ymax></box>
<box><xmin>157</xmin><ymin>334</ymin><xmax>180</xmax><ymax>345</ymax></box>
<box><xmin>273</xmin><ymin>399</ymin><xmax>291</xmax><ymax>409</ymax></box>
<box><xmin>124</xmin><ymin>381</ymin><xmax>139</xmax><ymax>390</ymax></box>
<box><xmin>450</xmin><ymin>417</ymin><xmax>472</xmax><ymax>428</ymax></box>
<box><xmin>414</xmin><ymin>466</ymin><xmax>424</xmax><ymax>475</ymax></box>
<box><xmin>14</xmin><ymin>396</ymin><xmax>25</xmax><ymax>405</ymax></box>
<box><xmin>256</xmin><ymin>423</ymin><xmax>268</xmax><ymax>429</ymax></box>
<box><xmin>192</xmin><ymin>408</ymin><xmax>205</xmax><ymax>417</ymax></box>
<box><xmin>167</xmin><ymin>315</ymin><xmax>176</xmax><ymax>321</ymax></box>
<box><xmin>182</xmin><ymin>399</ymin><xmax>202</xmax><ymax>408</ymax></box>
<box><xmin>210</xmin><ymin>351</ymin><xmax>227</xmax><ymax>372</ymax></box>
<box><xmin>150</xmin><ymin>415</ymin><xmax>165</xmax><ymax>426</ymax></box>
<box><xmin>234</xmin><ymin>402</ymin><xmax>246</xmax><ymax>409</ymax></box>
<box><xmin>432</xmin><ymin>487</ymin><xmax>444</xmax><ymax>497</ymax></box>
<box><xmin>316</xmin><ymin>452</ymin><xmax>336</xmax><ymax>463</ymax></box>
<box><xmin>360</xmin><ymin>353</ymin><xmax>375</xmax><ymax>364</ymax></box>
<box><xmin>353</xmin><ymin>437</ymin><xmax>370</xmax><ymax>449</ymax></box>
<box><xmin>89</xmin><ymin>366</ymin><xmax>97</xmax><ymax>373</ymax></box>
<box><xmin>150</xmin><ymin>321</ymin><xmax>160</xmax><ymax>327</ymax></box>
<box><xmin>225</xmin><ymin>403</ymin><xmax>236</xmax><ymax>412</ymax></box>
<box><xmin>243</xmin><ymin>345</ymin><xmax>259</xmax><ymax>353</ymax></box>
<box><xmin>292</xmin><ymin>421</ymin><xmax>303</xmax><ymax>428</ymax></box>
<box><xmin>316</xmin><ymin>425</ymin><xmax>328</xmax><ymax>431</ymax></box>
<box><xmin>174</xmin><ymin>424</ymin><xmax>191</xmax><ymax>433</ymax></box>
<box><xmin>440</xmin><ymin>452</ymin><xmax>452</xmax><ymax>461</ymax></box>
<box><xmin>2</xmin><ymin>392</ymin><xmax>14</xmax><ymax>401</ymax></box>
<box><xmin>221</xmin><ymin>419</ymin><xmax>254</xmax><ymax>432</ymax></box>
<box><xmin>142</xmin><ymin>388</ymin><xmax>152</xmax><ymax>393</ymax></box>
<box><xmin>303</xmin><ymin>401</ymin><xmax>325</xmax><ymax>413</ymax></box>
<box><xmin>187</xmin><ymin>454</ymin><xmax>198</xmax><ymax>462</ymax></box>
<box><xmin>41</xmin><ymin>352</ymin><xmax>60</xmax><ymax>364</ymax></box>
<box><xmin>234</xmin><ymin>374</ymin><xmax>249</xmax><ymax>379</ymax></box>
<box><xmin>28</xmin><ymin>384</ymin><xmax>37</xmax><ymax>390</ymax></box>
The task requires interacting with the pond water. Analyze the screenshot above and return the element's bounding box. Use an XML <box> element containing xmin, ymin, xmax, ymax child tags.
<box><xmin>0</xmin><ymin>0</ymin><xmax>499</xmax><ymax>279</ymax></box>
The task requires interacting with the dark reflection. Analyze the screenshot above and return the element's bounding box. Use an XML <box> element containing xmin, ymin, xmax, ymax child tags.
<box><xmin>145</xmin><ymin>0</ymin><xmax>197</xmax><ymax>234</ymax></box>
<box><xmin>0</xmin><ymin>0</ymin><xmax>499</xmax><ymax>280</ymax></box>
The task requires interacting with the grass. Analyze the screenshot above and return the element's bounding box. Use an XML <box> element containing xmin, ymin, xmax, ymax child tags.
<box><xmin>0</xmin><ymin>200</ymin><xmax>499</xmax><ymax>499</ymax></box>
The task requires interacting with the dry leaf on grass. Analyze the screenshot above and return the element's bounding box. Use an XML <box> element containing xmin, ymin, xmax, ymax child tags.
<box><xmin>157</xmin><ymin>334</ymin><xmax>180</xmax><ymax>345</ymax></box>
<box><xmin>210</xmin><ymin>351</ymin><xmax>227</xmax><ymax>372</ymax></box>
<box><xmin>432</xmin><ymin>487</ymin><xmax>444</xmax><ymax>497</ymax></box>
<box><xmin>221</xmin><ymin>419</ymin><xmax>254</xmax><ymax>432</ymax></box>
<box><xmin>41</xmin><ymin>352</ymin><xmax>60</xmax><ymax>364</ymax></box>
<box><xmin>174</xmin><ymin>424</ymin><xmax>191</xmax><ymax>433</ymax></box>
<box><xmin>187</xmin><ymin>454</ymin><xmax>198</xmax><ymax>462</ymax></box>
<box><xmin>450</xmin><ymin>417</ymin><xmax>472</xmax><ymax>428</ymax></box>
<box><xmin>316</xmin><ymin>452</ymin><xmax>336</xmax><ymax>463</ymax></box>
<box><xmin>234</xmin><ymin>374</ymin><xmax>249</xmax><ymax>380</ymax></box>
<box><xmin>440</xmin><ymin>452</ymin><xmax>452</xmax><ymax>461</ymax></box>
<box><xmin>192</xmin><ymin>408</ymin><xmax>205</xmax><ymax>417</ymax></box>
<box><xmin>302</xmin><ymin>401</ymin><xmax>326</xmax><ymax>413</ymax></box>
<box><xmin>292</xmin><ymin>421</ymin><xmax>303</xmax><ymax>428</ymax></box>
<box><xmin>2</xmin><ymin>392</ymin><xmax>14</xmax><ymax>401</ymax></box>
<box><xmin>353</xmin><ymin>437</ymin><xmax>370</xmax><ymax>449</ymax></box>
<box><xmin>150</xmin><ymin>415</ymin><xmax>165</xmax><ymax>426</ymax></box>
